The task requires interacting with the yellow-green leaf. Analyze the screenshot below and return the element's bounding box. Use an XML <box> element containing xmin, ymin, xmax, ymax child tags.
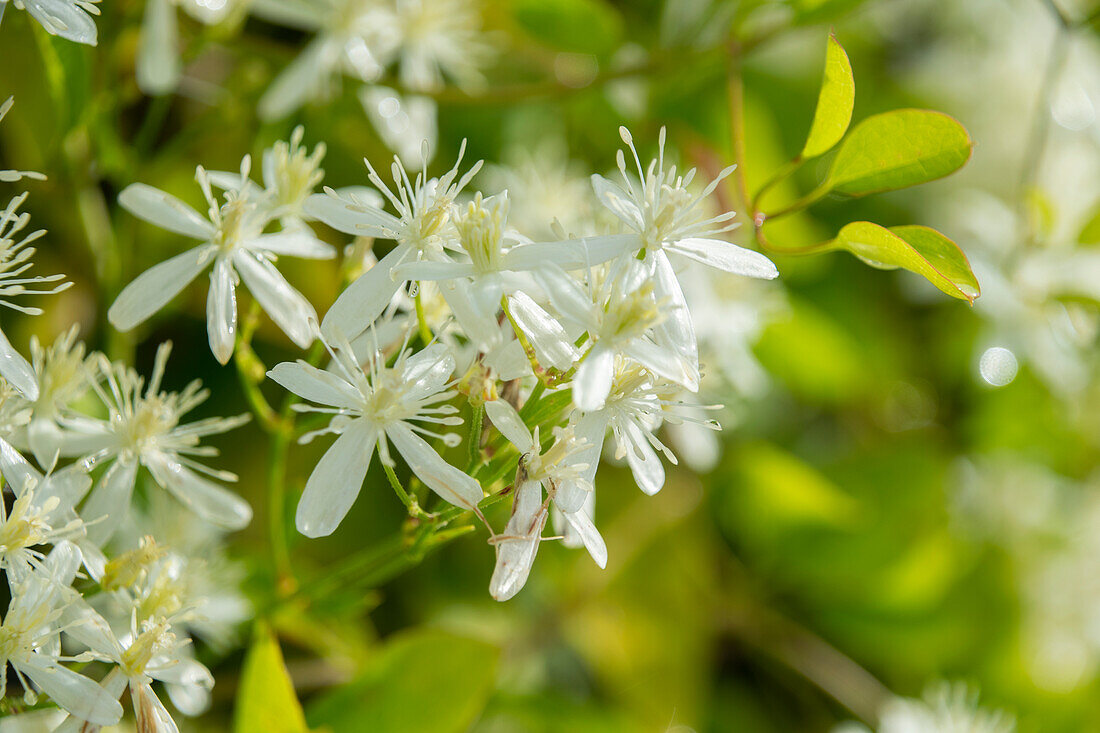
<box><xmin>513</xmin><ymin>0</ymin><xmax>623</xmax><ymax>55</ymax></box>
<box><xmin>824</xmin><ymin>109</ymin><xmax>972</xmax><ymax>196</ymax></box>
<box><xmin>827</xmin><ymin>222</ymin><xmax>979</xmax><ymax>302</ymax></box>
<box><xmin>801</xmin><ymin>34</ymin><xmax>854</xmax><ymax>159</ymax></box>
<box><xmin>234</xmin><ymin>623</ymin><xmax>308</xmax><ymax>733</ymax></box>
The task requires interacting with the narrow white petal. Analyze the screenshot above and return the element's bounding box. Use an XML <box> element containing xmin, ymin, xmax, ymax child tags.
<box><xmin>233</xmin><ymin>250</ymin><xmax>318</xmax><ymax>348</ymax></box>
<box><xmin>490</xmin><ymin>480</ymin><xmax>546</xmax><ymax>601</ymax></box>
<box><xmin>206</xmin><ymin>258</ymin><xmax>238</xmax><ymax>365</ymax></box>
<box><xmin>258</xmin><ymin>37</ymin><xmax>333</xmax><ymax>120</ymax></box>
<box><xmin>44</xmin><ymin>540</ymin><xmax>83</xmax><ymax>586</ymax></box>
<box><xmin>386</xmin><ymin>422</ymin><xmax>482</xmax><ymax>510</ymax></box>
<box><xmin>572</xmin><ymin>347</ymin><xmax>615</xmax><ymax>412</ymax></box>
<box><xmin>28</xmin><ymin>416</ymin><xmax>63</xmax><ymax>472</ymax></box>
<box><xmin>532</xmin><ymin>264</ymin><xmax>594</xmax><ymax>328</ymax></box>
<box><xmin>402</xmin><ymin>342</ymin><xmax>456</xmax><ymax>402</ymax></box>
<box><xmin>267</xmin><ymin>361</ymin><xmax>361</xmax><ymax>408</ymax></box>
<box><xmin>623</xmin><ymin>340</ymin><xmax>698</xmax><ymax>391</ymax></box>
<box><xmin>83</xmin><ymin>460</ymin><xmax>139</xmax><ymax>545</ymax></box>
<box><xmin>0</xmin><ymin>326</ymin><xmax>38</xmax><ymax>400</ymax></box>
<box><xmin>484</xmin><ymin>399</ymin><xmax>533</xmax><ymax>453</ymax></box>
<box><xmin>562</xmin><ymin>506</ymin><xmax>607</xmax><ymax>568</ymax></box>
<box><xmin>18</xmin><ymin>657</ymin><xmax>123</xmax><ymax>726</ymax></box>
<box><xmin>650</xmin><ymin>250</ymin><xmax>699</xmax><ymax>366</ymax></box>
<box><xmin>668</xmin><ymin>237</ymin><xmax>778</xmax><ymax>279</ymax></box>
<box><xmin>622</xmin><ymin>419</ymin><xmax>665</xmax><ymax>496</ymax></box>
<box><xmin>108</xmin><ymin>246</ymin><xmax>213</xmax><ymax>331</ymax></box>
<box><xmin>392</xmin><ymin>260</ymin><xmax>476</xmax><ymax>282</ymax></box>
<box><xmin>136</xmin><ymin>0</ymin><xmax>180</xmax><ymax>93</ymax></box>
<box><xmin>23</xmin><ymin>0</ymin><xmax>99</xmax><ymax>45</ymax></box>
<box><xmin>118</xmin><ymin>184</ymin><xmax>212</xmax><ymax>239</ymax></box>
<box><xmin>145</xmin><ymin>451</ymin><xmax>252</xmax><ymax>530</ymax></box>
<box><xmin>296</xmin><ymin>421</ymin><xmax>376</xmax><ymax>537</ymax></box>
<box><xmin>591</xmin><ymin>175</ymin><xmax>643</xmax><ymax>230</ymax></box>
<box><xmin>254</xmin><ymin>227</ymin><xmax>335</xmax><ymax>260</ymax></box>
<box><xmin>507</xmin><ymin>292</ymin><xmax>576</xmax><ymax>371</ymax></box>
<box><xmin>302</xmin><ymin>192</ymin><xmax>399</xmax><ymax>237</ymax></box>
<box><xmin>321</xmin><ymin>245</ymin><xmax>408</xmax><ymax>342</ymax></box>
<box><xmin>504</xmin><ymin>234</ymin><xmax>637</xmax><ymax>272</ymax></box>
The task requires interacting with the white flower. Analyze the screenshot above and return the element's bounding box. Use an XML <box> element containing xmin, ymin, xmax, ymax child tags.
<box><xmin>69</xmin><ymin>342</ymin><xmax>252</xmax><ymax>543</ymax></box>
<box><xmin>0</xmin><ymin>543</ymin><xmax>124</xmax><ymax>726</ymax></box>
<box><xmin>0</xmin><ymin>438</ymin><xmax>90</xmax><ymax>584</ymax></box>
<box><xmin>256</xmin><ymin>0</ymin><xmax>399</xmax><ymax>120</ymax></box>
<box><xmin>0</xmin><ymin>193</ymin><xmax>73</xmax><ymax>400</ymax></box>
<box><xmin>484</xmin><ymin>398</ymin><xmax>606</xmax><ymax>601</ymax></box>
<box><xmin>110</xmin><ymin>160</ymin><xmax>327</xmax><ymax>364</ymax></box>
<box><xmin>268</xmin><ymin>337</ymin><xmax>482</xmax><ymax>537</ymax></box>
<box><xmin>592</xmin><ymin>126</ymin><xmax>778</xmax><ymax>279</ymax></box>
<box><xmin>0</xmin><ymin>0</ymin><xmax>101</xmax><ymax>45</ymax></box>
<box><xmin>392</xmin><ymin>0</ymin><xmax>491</xmax><ymax>92</ymax></box>
<box><xmin>838</xmin><ymin>682</ymin><xmax>1014</xmax><ymax>733</ymax></box>
<box><xmin>0</xmin><ymin>98</ymin><xmax>47</xmax><ymax>183</ymax></box>
<box><xmin>529</xmin><ymin>259</ymin><xmax>699</xmax><ymax>411</ymax></box>
<box><xmin>12</xmin><ymin>326</ymin><xmax>94</xmax><ymax>470</ymax></box>
<box><xmin>305</xmin><ymin>144</ymin><xmax>482</xmax><ymax>341</ymax></box>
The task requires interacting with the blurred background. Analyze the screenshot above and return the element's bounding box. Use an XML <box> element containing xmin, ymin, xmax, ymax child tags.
<box><xmin>3</xmin><ymin>0</ymin><xmax>1100</xmax><ymax>730</ymax></box>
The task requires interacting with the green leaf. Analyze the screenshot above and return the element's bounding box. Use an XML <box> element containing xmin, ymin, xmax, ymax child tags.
<box><xmin>512</xmin><ymin>0</ymin><xmax>623</xmax><ymax>55</ymax></box>
<box><xmin>827</xmin><ymin>222</ymin><xmax>979</xmax><ymax>302</ymax></box>
<box><xmin>800</xmin><ymin>34</ymin><xmax>854</xmax><ymax>159</ymax></box>
<box><xmin>234</xmin><ymin>623</ymin><xmax>308</xmax><ymax>733</ymax></box>
<box><xmin>789</xmin><ymin>0</ymin><xmax>871</xmax><ymax>24</ymax></box>
<box><xmin>307</xmin><ymin>629</ymin><xmax>500</xmax><ymax>733</ymax></box>
<box><xmin>824</xmin><ymin>109</ymin><xmax>972</xmax><ymax>196</ymax></box>
<box><xmin>1078</xmin><ymin>202</ymin><xmax>1100</xmax><ymax>245</ymax></box>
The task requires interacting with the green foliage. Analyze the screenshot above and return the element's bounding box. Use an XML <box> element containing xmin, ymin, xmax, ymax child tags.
<box><xmin>235</xmin><ymin>623</ymin><xmax>309</xmax><ymax>733</ymax></box>
<box><xmin>824</xmin><ymin>109</ymin><xmax>972</xmax><ymax>196</ymax></box>
<box><xmin>511</xmin><ymin>0</ymin><xmax>623</xmax><ymax>55</ymax></box>
<box><xmin>307</xmin><ymin>630</ymin><xmax>500</xmax><ymax>733</ymax></box>
<box><xmin>800</xmin><ymin>34</ymin><xmax>854</xmax><ymax>159</ymax></box>
<box><xmin>826</xmin><ymin>223</ymin><xmax>980</xmax><ymax>302</ymax></box>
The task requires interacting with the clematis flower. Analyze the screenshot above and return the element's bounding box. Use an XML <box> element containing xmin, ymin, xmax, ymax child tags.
<box><xmin>0</xmin><ymin>193</ymin><xmax>72</xmax><ymax>401</ymax></box>
<box><xmin>110</xmin><ymin>158</ymin><xmax>327</xmax><ymax>364</ymax></box>
<box><xmin>268</xmin><ymin>337</ymin><xmax>483</xmax><ymax>537</ymax></box>
<box><xmin>65</xmin><ymin>342</ymin><xmax>252</xmax><ymax>543</ymax></box>
<box><xmin>0</xmin><ymin>0</ymin><xmax>100</xmax><ymax>45</ymax></box>
<box><xmin>485</xmin><ymin>399</ymin><xmax>605</xmax><ymax>601</ymax></box>
<box><xmin>0</xmin><ymin>543</ymin><xmax>124</xmax><ymax>726</ymax></box>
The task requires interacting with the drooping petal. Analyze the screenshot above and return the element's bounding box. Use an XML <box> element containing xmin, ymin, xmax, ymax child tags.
<box><xmin>135</xmin><ymin>0</ymin><xmax>180</xmax><ymax>94</ymax></box>
<box><xmin>144</xmin><ymin>451</ymin><xmax>252</xmax><ymax>530</ymax></box>
<box><xmin>386</xmin><ymin>422</ymin><xmax>482</xmax><ymax>510</ymax></box>
<box><xmin>650</xmin><ymin>250</ymin><xmax>699</xmax><ymax>368</ymax></box>
<box><xmin>22</xmin><ymin>0</ymin><xmax>99</xmax><ymax>45</ymax></box>
<box><xmin>296</xmin><ymin>420</ymin><xmax>376</xmax><ymax>538</ymax></box>
<box><xmin>490</xmin><ymin>480</ymin><xmax>546</xmax><ymax>602</ymax></box>
<box><xmin>572</xmin><ymin>346</ymin><xmax>615</xmax><ymax>412</ymax></box>
<box><xmin>561</xmin><ymin>504</ymin><xmax>607</xmax><ymax>568</ymax></box>
<box><xmin>401</xmin><ymin>342</ymin><xmax>456</xmax><ymax>402</ymax></box>
<box><xmin>108</xmin><ymin>245</ymin><xmax>214</xmax><ymax>331</ymax></box>
<box><xmin>206</xmin><ymin>257</ymin><xmax>238</xmax><ymax>365</ymax></box>
<box><xmin>591</xmin><ymin>175</ymin><xmax>643</xmax><ymax>230</ymax></box>
<box><xmin>531</xmin><ymin>264</ymin><xmax>594</xmax><ymax>329</ymax></box>
<box><xmin>667</xmin><ymin>237</ymin><xmax>778</xmax><ymax>279</ymax></box>
<box><xmin>0</xmin><ymin>326</ymin><xmax>38</xmax><ymax>400</ymax></box>
<box><xmin>267</xmin><ymin>361</ymin><xmax>361</xmax><ymax>409</ymax></box>
<box><xmin>233</xmin><ymin>249</ymin><xmax>318</xmax><ymax>348</ymax></box>
<box><xmin>507</xmin><ymin>292</ymin><xmax>576</xmax><ymax>371</ymax></box>
<box><xmin>18</xmin><ymin>657</ymin><xmax>123</xmax><ymax>727</ymax></box>
<box><xmin>621</xmin><ymin>419</ymin><xmax>665</xmax><ymax>496</ymax></box>
<box><xmin>117</xmin><ymin>184</ymin><xmax>213</xmax><ymax>240</ymax></box>
<box><xmin>484</xmin><ymin>399</ymin><xmax>533</xmax><ymax>453</ymax></box>
<box><xmin>321</xmin><ymin>244</ymin><xmax>408</xmax><ymax>343</ymax></box>
<box><xmin>83</xmin><ymin>460</ymin><xmax>139</xmax><ymax>545</ymax></box>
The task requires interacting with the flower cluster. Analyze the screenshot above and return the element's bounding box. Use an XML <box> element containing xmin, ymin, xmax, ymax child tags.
<box><xmin>0</xmin><ymin>97</ymin><xmax>251</xmax><ymax>733</ymax></box>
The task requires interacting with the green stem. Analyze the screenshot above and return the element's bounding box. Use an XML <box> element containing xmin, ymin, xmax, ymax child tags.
<box><xmin>414</xmin><ymin>290</ymin><xmax>432</xmax><ymax>344</ymax></box>
<box><xmin>751</xmin><ymin>156</ymin><xmax>805</xmax><ymax>213</ymax></box>
<box><xmin>761</xmin><ymin>184</ymin><xmax>830</xmax><ymax>221</ymax></box>
<box><xmin>382</xmin><ymin>459</ymin><xmax>430</xmax><ymax>519</ymax></box>
<box><xmin>267</xmin><ymin>426</ymin><xmax>294</xmax><ymax>593</ymax></box>
<box><xmin>466</xmin><ymin>403</ymin><xmax>484</xmax><ymax>472</ymax></box>
<box><xmin>233</xmin><ymin>303</ymin><xmax>285</xmax><ymax>434</ymax></box>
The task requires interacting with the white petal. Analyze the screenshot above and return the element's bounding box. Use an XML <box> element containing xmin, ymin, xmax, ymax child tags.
<box><xmin>118</xmin><ymin>184</ymin><xmax>212</xmax><ymax>240</ymax></box>
<box><xmin>572</xmin><ymin>346</ymin><xmax>615</xmax><ymax>412</ymax></box>
<box><xmin>622</xmin><ymin>419</ymin><xmax>665</xmax><ymax>496</ymax></box>
<box><xmin>0</xmin><ymin>437</ymin><xmax>39</xmax><ymax>495</ymax></box>
<box><xmin>0</xmin><ymin>326</ymin><xmax>38</xmax><ymax>400</ymax></box>
<box><xmin>668</xmin><ymin>237</ymin><xmax>778</xmax><ymax>279</ymax></box>
<box><xmin>591</xmin><ymin>175</ymin><xmax>643</xmax><ymax>230</ymax></box>
<box><xmin>83</xmin><ymin>460</ymin><xmax>139</xmax><ymax>545</ymax></box>
<box><xmin>267</xmin><ymin>360</ymin><xmax>361</xmax><ymax>408</ymax></box>
<box><xmin>504</xmin><ymin>234</ymin><xmax>637</xmax><ymax>272</ymax></box>
<box><xmin>28</xmin><ymin>416</ymin><xmax>63</xmax><ymax>471</ymax></box>
<box><xmin>108</xmin><ymin>246</ymin><xmax>214</xmax><ymax>331</ymax></box>
<box><xmin>321</xmin><ymin>244</ymin><xmax>408</xmax><ymax>342</ymax></box>
<box><xmin>490</xmin><ymin>480</ymin><xmax>546</xmax><ymax>602</ymax></box>
<box><xmin>145</xmin><ymin>452</ymin><xmax>252</xmax><ymax>530</ymax></box>
<box><xmin>136</xmin><ymin>0</ymin><xmax>180</xmax><ymax>93</ymax></box>
<box><xmin>507</xmin><ymin>292</ymin><xmax>576</xmax><ymax>371</ymax></box>
<box><xmin>303</xmin><ymin>192</ymin><xmax>399</xmax><ymax>237</ymax></box>
<box><xmin>133</xmin><ymin>683</ymin><xmax>179</xmax><ymax>733</ymax></box>
<box><xmin>296</xmin><ymin>420</ymin><xmax>376</xmax><ymax>537</ymax></box>
<box><xmin>650</xmin><ymin>250</ymin><xmax>698</xmax><ymax>366</ymax></box>
<box><xmin>401</xmin><ymin>342</ymin><xmax>456</xmax><ymax>402</ymax></box>
<box><xmin>392</xmin><ymin>260</ymin><xmax>476</xmax><ymax>282</ymax></box>
<box><xmin>562</xmin><ymin>505</ymin><xmax>607</xmax><ymax>568</ymax></box>
<box><xmin>484</xmin><ymin>399</ymin><xmax>533</xmax><ymax>453</ymax></box>
<box><xmin>23</xmin><ymin>0</ymin><xmax>99</xmax><ymax>45</ymax></box>
<box><xmin>554</xmin><ymin>478</ymin><xmax>589</xmax><ymax>515</ymax></box>
<box><xmin>18</xmin><ymin>657</ymin><xmax>123</xmax><ymax>726</ymax></box>
<box><xmin>623</xmin><ymin>339</ymin><xmax>698</xmax><ymax>391</ymax></box>
<box><xmin>386</xmin><ymin>422</ymin><xmax>482</xmax><ymax>509</ymax></box>
<box><xmin>255</xmin><ymin>227</ymin><xmax>335</xmax><ymax>260</ymax></box>
<box><xmin>206</xmin><ymin>257</ymin><xmax>238</xmax><ymax>365</ymax></box>
<box><xmin>532</xmin><ymin>264</ymin><xmax>594</xmax><ymax>328</ymax></box>
<box><xmin>438</xmin><ymin>278</ymin><xmax>501</xmax><ymax>349</ymax></box>
<box><xmin>233</xmin><ymin>249</ymin><xmax>318</xmax><ymax>348</ymax></box>
<box><xmin>258</xmin><ymin>37</ymin><xmax>334</xmax><ymax>120</ymax></box>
